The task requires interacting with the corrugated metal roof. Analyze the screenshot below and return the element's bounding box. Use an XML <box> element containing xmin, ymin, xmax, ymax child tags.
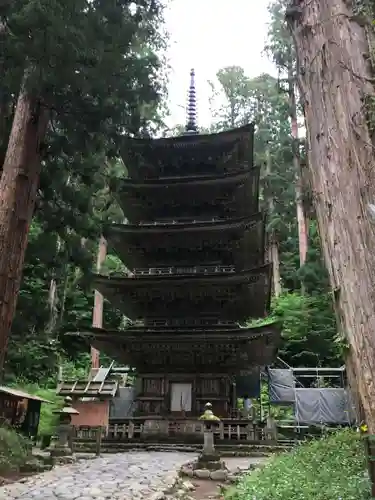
<box><xmin>93</xmin><ymin>366</ymin><xmax>112</xmax><ymax>383</ymax></box>
<box><xmin>57</xmin><ymin>380</ymin><xmax>118</xmax><ymax>398</ymax></box>
<box><xmin>0</xmin><ymin>386</ymin><xmax>52</xmax><ymax>403</ymax></box>
<box><xmin>57</xmin><ymin>362</ymin><xmax>118</xmax><ymax>398</ymax></box>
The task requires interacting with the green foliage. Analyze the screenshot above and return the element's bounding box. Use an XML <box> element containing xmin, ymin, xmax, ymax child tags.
<box><xmin>272</xmin><ymin>292</ymin><xmax>339</xmax><ymax>367</ymax></box>
<box><xmin>34</xmin><ymin>390</ymin><xmax>61</xmax><ymax>437</ymax></box>
<box><xmin>1</xmin><ymin>0</ymin><xmax>168</xmax><ymax>384</ymax></box>
<box><xmin>0</xmin><ymin>428</ymin><xmax>31</xmax><ymax>474</ymax></box>
<box><xmin>226</xmin><ymin>430</ymin><xmax>370</xmax><ymax>500</ymax></box>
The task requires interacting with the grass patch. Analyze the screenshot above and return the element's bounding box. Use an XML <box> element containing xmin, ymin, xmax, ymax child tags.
<box><xmin>31</xmin><ymin>387</ymin><xmax>62</xmax><ymax>438</ymax></box>
<box><xmin>226</xmin><ymin>429</ymin><xmax>370</xmax><ymax>500</ymax></box>
<box><xmin>0</xmin><ymin>427</ymin><xmax>30</xmax><ymax>475</ymax></box>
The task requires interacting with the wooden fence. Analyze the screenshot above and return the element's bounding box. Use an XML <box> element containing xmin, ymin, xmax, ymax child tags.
<box><xmin>73</xmin><ymin>419</ymin><xmax>269</xmax><ymax>442</ymax></box>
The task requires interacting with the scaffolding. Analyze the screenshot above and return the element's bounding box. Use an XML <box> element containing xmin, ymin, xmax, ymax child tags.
<box><xmin>265</xmin><ymin>360</ymin><xmax>356</xmax><ymax>437</ymax></box>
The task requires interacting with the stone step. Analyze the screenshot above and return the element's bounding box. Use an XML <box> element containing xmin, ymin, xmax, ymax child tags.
<box><xmin>72</xmin><ymin>440</ymin><xmax>293</xmax><ymax>456</ymax></box>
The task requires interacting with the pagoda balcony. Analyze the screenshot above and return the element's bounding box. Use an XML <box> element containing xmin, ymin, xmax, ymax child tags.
<box><xmin>132</xmin><ymin>265</ymin><xmax>236</xmax><ymax>277</ymax></box>
<box><xmin>104</xmin><ymin>213</ymin><xmax>266</xmax><ymax>270</ymax></box>
<box><xmin>92</xmin><ymin>264</ymin><xmax>273</xmax><ymax>322</ymax></box>
<box><xmin>113</xmin><ymin>320</ymin><xmax>242</xmax><ymax>331</ymax></box>
<box><xmin>120</xmin><ymin>124</ymin><xmax>254</xmax><ymax>180</ymax></box>
<box><xmin>137</xmin><ymin>217</ymin><xmax>225</xmax><ymax>225</ymax></box>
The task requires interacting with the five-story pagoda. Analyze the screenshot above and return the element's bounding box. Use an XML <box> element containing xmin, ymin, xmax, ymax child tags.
<box><xmin>75</xmin><ymin>70</ymin><xmax>281</xmax><ymax>419</ymax></box>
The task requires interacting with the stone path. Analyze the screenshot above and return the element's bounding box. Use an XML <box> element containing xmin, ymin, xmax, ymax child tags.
<box><xmin>0</xmin><ymin>452</ymin><xmax>193</xmax><ymax>500</ymax></box>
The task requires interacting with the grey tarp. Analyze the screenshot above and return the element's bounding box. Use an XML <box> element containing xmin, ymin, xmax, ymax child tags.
<box><xmin>294</xmin><ymin>388</ymin><xmax>351</xmax><ymax>424</ymax></box>
<box><xmin>109</xmin><ymin>387</ymin><xmax>136</xmax><ymax>419</ymax></box>
<box><xmin>268</xmin><ymin>369</ymin><xmax>296</xmax><ymax>404</ymax></box>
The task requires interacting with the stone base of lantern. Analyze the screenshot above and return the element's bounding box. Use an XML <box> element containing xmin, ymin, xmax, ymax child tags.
<box><xmin>196</xmin><ymin>452</ymin><xmax>223</xmax><ymax>470</ymax></box>
<box><xmin>180</xmin><ymin>454</ymin><xmax>231</xmax><ymax>482</ymax></box>
<box><xmin>49</xmin><ymin>445</ymin><xmax>76</xmax><ymax>465</ymax></box>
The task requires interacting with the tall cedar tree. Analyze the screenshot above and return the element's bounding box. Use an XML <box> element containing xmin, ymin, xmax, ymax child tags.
<box><xmin>0</xmin><ymin>0</ymin><xmax>164</xmax><ymax>375</ymax></box>
<box><xmin>287</xmin><ymin>0</ymin><xmax>375</xmax><ymax>430</ymax></box>
<box><xmin>265</xmin><ymin>0</ymin><xmax>308</xmax><ymax>279</ymax></box>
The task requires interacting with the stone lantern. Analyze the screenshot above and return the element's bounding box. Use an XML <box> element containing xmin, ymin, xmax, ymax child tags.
<box><xmin>180</xmin><ymin>403</ymin><xmax>229</xmax><ymax>480</ymax></box>
<box><xmin>195</xmin><ymin>402</ymin><xmax>227</xmax><ymax>474</ymax></box>
<box><xmin>50</xmin><ymin>396</ymin><xmax>79</xmax><ymax>463</ymax></box>
<box><xmin>199</xmin><ymin>402</ymin><xmax>220</xmax><ymax>456</ymax></box>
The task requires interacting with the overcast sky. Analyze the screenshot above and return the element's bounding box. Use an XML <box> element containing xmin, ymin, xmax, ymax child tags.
<box><xmin>164</xmin><ymin>0</ymin><xmax>276</xmax><ymax>128</ymax></box>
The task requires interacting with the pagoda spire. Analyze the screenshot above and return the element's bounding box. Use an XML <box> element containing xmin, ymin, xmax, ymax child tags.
<box><xmin>185</xmin><ymin>68</ymin><xmax>198</xmax><ymax>134</ymax></box>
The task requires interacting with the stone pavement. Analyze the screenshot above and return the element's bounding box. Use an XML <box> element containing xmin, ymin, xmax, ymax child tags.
<box><xmin>0</xmin><ymin>451</ymin><xmax>193</xmax><ymax>500</ymax></box>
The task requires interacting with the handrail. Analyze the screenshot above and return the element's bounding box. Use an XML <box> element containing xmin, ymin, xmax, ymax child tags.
<box><xmin>138</xmin><ymin>217</ymin><xmax>226</xmax><ymax>226</ymax></box>
<box><xmin>133</xmin><ymin>265</ymin><xmax>236</xmax><ymax>276</ymax></box>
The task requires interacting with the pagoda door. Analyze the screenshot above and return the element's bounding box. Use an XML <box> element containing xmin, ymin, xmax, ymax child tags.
<box><xmin>170</xmin><ymin>383</ymin><xmax>192</xmax><ymax>413</ymax></box>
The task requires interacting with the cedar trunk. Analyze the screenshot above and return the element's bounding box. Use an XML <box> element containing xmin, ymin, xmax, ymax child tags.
<box><xmin>287</xmin><ymin>0</ymin><xmax>375</xmax><ymax>431</ymax></box>
<box><xmin>288</xmin><ymin>65</ymin><xmax>308</xmax><ymax>269</ymax></box>
<box><xmin>266</xmin><ymin>149</ymin><xmax>282</xmax><ymax>297</ymax></box>
<box><xmin>46</xmin><ymin>236</ymin><xmax>62</xmax><ymax>334</ymax></box>
<box><xmin>91</xmin><ymin>235</ymin><xmax>107</xmax><ymax>369</ymax></box>
<box><xmin>0</xmin><ymin>81</ymin><xmax>48</xmax><ymax>376</ymax></box>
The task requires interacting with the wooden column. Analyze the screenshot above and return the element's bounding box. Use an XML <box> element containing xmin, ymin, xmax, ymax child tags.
<box><xmin>91</xmin><ymin>235</ymin><xmax>107</xmax><ymax>369</ymax></box>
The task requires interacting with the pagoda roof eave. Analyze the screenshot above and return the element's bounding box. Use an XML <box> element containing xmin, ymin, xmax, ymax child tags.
<box><xmin>114</xmin><ymin>167</ymin><xmax>260</xmax><ymax>223</ymax></box>
<box><xmin>92</xmin><ymin>264</ymin><xmax>273</xmax><ymax>322</ymax></box>
<box><xmin>93</xmin><ymin>263</ymin><xmax>271</xmax><ymax>288</ymax></box>
<box><xmin>104</xmin><ymin>212</ymin><xmax>264</xmax><ymax>237</ymax></box>
<box><xmin>67</xmin><ymin>321</ymin><xmax>282</xmax><ymax>342</ymax></box>
<box><xmin>121</xmin><ymin>123</ymin><xmax>254</xmax><ymax>151</ymax></box>
<box><xmin>113</xmin><ymin>167</ymin><xmax>257</xmax><ymax>190</ymax></box>
<box><xmin>120</xmin><ymin>124</ymin><xmax>255</xmax><ymax>178</ymax></box>
<box><xmin>67</xmin><ymin>321</ymin><xmax>281</xmax><ymax>371</ymax></box>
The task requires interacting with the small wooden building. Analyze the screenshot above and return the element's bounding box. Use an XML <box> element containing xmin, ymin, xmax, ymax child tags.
<box><xmin>0</xmin><ymin>386</ymin><xmax>51</xmax><ymax>438</ymax></box>
<box><xmin>57</xmin><ymin>366</ymin><xmax>118</xmax><ymax>429</ymax></box>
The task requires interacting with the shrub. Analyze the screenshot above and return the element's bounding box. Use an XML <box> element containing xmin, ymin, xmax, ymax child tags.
<box><xmin>0</xmin><ymin>427</ymin><xmax>30</xmax><ymax>474</ymax></box>
<box><xmin>226</xmin><ymin>429</ymin><xmax>370</xmax><ymax>500</ymax></box>
<box><xmin>31</xmin><ymin>388</ymin><xmax>62</xmax><ymax>438</ymax></box>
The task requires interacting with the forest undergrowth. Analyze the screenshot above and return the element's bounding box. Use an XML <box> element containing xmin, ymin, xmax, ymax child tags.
<box><xmin>226</xmin><ymin>430</ymin><xmax>370</xmax><ymax>500</ymax></box>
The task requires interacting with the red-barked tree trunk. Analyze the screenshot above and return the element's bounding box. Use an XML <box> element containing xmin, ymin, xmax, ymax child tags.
<box><xmin>0</xmin><ymin>78</ymin><xmax>49</xmax><ymax>377</ymax></box>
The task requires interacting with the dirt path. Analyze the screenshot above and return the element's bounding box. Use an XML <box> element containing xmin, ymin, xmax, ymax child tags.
<box><xmin>182</xmin><ymin>456</ymin><xmax>268</xmax><ymax>500</ymax></box>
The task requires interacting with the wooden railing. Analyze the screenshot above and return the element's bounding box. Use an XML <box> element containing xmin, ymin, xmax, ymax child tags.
<box><xmin>133</xmin><ymin>265</ymin><xmax>236</xmax><ymax>276</ymax></box>
<box><xmin>73</xmin><ymin>420</ymin><xmax>266</xmax><ymax>442</ymax></box>
<box><xmin>138</xmin><ymin>217</ymin><xmax>226</xmax><ymax>226</ymax></box>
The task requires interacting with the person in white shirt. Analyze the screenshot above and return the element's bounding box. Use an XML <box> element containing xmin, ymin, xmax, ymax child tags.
<box><xmin>243</xmin><ymin>394</ymin><xmax>252</xmax><ymax>419</ymax></box>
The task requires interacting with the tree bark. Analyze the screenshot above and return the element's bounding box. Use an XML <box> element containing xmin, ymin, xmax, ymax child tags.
<box><xmin>0</xmin><ymin>78</ymin><xmax>48</xmax><ymax>378</ymax></box>
<box><xmin>287</xmin><ymin>0</ymin><xmax>375</xmax><ymax>431</ymax></box>
<box><xmin>91</xmin><ymin>235</ymin><xmax>107</xmax><ymax>369</ymax></box>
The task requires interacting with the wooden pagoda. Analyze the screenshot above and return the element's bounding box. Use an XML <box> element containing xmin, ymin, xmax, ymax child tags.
<box><xmin>73</xmin><ymin>70</ymin><xmax>281</xmax><ymax>422</ymax></box>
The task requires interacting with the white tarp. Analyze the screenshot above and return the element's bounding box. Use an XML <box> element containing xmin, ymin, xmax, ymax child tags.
<box><xmin>268</xmin><ymin>369</ymin><xmax>296</xmax><ymax>404</ymax></box>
